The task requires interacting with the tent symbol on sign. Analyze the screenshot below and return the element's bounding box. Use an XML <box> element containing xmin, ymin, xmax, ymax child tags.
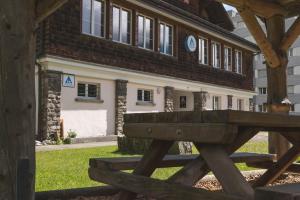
<box><xmin>65</xmin><ymin>76</ymin><xmax>73</xmax><ymax>84</ymax></box>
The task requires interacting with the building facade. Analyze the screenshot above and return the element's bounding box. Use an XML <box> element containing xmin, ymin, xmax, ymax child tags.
<box><xmin>36</xmin><ymin>0</ymin><xmax>257</xmax><ymax>141</ymax></box>
<box><xmin>230</xmin><ymin>11</ymin><xmax>300</xmax><ymax>115</ymax></box>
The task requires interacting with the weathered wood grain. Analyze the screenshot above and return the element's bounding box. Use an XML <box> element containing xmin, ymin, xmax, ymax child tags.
<box><xmin>90</xmin><ymin>153</ymin><xmax>275</xmax><ymax>170</ymax></box>
<box><xmin>253</xmin><ymin>145</ymin><xmax>300</xmax><ymax>187</ymax></box>
<box><xmin>124</xmin><ymin>123</ymin><xmax>238</xmax><ymax>144</ymax></box>
<box><xmin>89</xmin><ymin>167</ymin><xmax>243</xmax><ymax>200</ymax></box>
<box><xmin>255</xmin><ymin>183</ymin><xmax>300</xmax><ymax>200</ymax></box>
<box><xmin>118</xmin><ymin>139</ymin><xmax>173</xmax><ymax>200</ymax></box>
<box><xmin>247</xmin><ymin>161</ymin><xmax>300</xmax><ymax>173</ymax></box>
<box><xmin>200</xmin><ymin>145</ymin><xmax>254</xmax><ymax>199</ymax></box>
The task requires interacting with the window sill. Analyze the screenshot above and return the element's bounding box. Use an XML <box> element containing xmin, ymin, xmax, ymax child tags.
<box><xmin>75</xmin><ymin>97</ymin><xmax>104</xmax><ymax>104</ymax></box>
<box><xmin>136</xmin><ymin>102</ymin><xmax>156</xmax><ymax>107</ymax></box>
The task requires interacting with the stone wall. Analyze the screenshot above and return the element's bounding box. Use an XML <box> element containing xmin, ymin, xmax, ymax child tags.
<box><xmin>38</xmin><ymin>70</ymin><xmax>62</xmax><ymax>141</ymax></box>
<box><xmin>115</xmin><ymin>80</ymin><xmax>128</xmax><ymax>136</ymax></box>
<box><xmin>193</xmin><ymin>91</ymin><xmax>208</xmax><ymax>111</ymax></box>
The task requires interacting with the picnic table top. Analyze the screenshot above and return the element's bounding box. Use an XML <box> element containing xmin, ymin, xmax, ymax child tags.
<box><xmin>124</xmin><ymin>110</ymin><xmax>300</xmax><ymax>128</ymax></box>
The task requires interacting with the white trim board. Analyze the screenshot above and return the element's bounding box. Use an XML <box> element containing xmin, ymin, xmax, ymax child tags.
<box><xmin>37</xmin><ymin>56</ymin><xmax>256</xmax><ymax>98</ymax></box>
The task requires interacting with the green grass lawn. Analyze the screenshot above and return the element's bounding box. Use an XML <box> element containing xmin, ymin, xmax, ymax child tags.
<box><xmin>36</xmin><ymin>141</ymin><xmax>268</xmax><ymax>192</ymax></box>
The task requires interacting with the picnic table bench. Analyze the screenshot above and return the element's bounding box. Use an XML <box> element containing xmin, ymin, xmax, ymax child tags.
<box><xmin>89</xmin><ymin>110</ymin><xmax>300</xmax><ymax>200</ymax></box>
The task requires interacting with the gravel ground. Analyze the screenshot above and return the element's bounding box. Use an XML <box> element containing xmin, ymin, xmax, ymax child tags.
<box><xmin>65</xmin><ymin>172</ymin><xmax>300</xmax><ymax>200</ymax></box>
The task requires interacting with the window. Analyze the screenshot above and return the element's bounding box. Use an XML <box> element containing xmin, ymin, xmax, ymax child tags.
<box><xmin>82</xmin><ymin>0</ymin><xmax>105</xmax><ymax>37</ymax></box>
<box><xmin>227</xmin><ymin>95</ymin><xmax>233</xmax><ymax>109</ymax></box>
<box><xmin>211</xmin><ymin>41</ymin><xmax>221</xmax><ymax>68</ymax></box>
<box><xmin>112</xmin><ymin>6</ymin><xmax>131</xmax><ymax>44</ymax></box>
<box><xmin>212</xmin><ymin>96</ymin><xmax>221</xmax><ymax>110</ymax></box>
<box><xmin>159</xmin><ymin>23</ymin><xmax>173</xmax><ymax>55</ymax></box>
<box><xmin>137</xmin><ymin>89</ymin><xmax>153</xmax><ymax>102</ymax></box>
<box><xmin>259</xmin><ymin>87</ymin><xmax>267</xmax><ymax>95</ymax></box>
<box><xmin>235</xmin><ymin>50</ymin><xmax>242</xmax><ymax>74</ymax></box>
<box><xmin>77</xmin><ymin>83</ymin><xmax>100</xmax><ymax>99</ymax></box>
<box><xmin>237</xmin><ymin>99</ymin><xmax>244</xmax><ymax>111</ymax></box>
<box><xmin>288</xmin><ymin>67</ymin><xmax>294</xmax><ymax>75</ymax></box>
<box><xmin>258</xmin><ymin>69</ymin><xmax>267</xmax><ymax>78</ymax></box>
<box><xmin>288</xmin><ymin>85</ymin><xmax>294</xmax><ymax>94</ymax></box>
<box><xmin>199</xmin><ymin>37</ymin><xmax>208</xmax><ymax>65</ymax></box>
<box><xmin>224</xmin><ymin>46</ymin><xmax>232</xmax><ymax>71</ymax></box>
<box><xmin>137</xmin><ymin>15</ymin><xmax>154</xmax><ymax>50</ymax></box>
<box><xmin>179</xmin><ymin>96</ymin><xmax>187</xmax><ymax>108</ymax></box>
<box><xmin>289</xmin><ymin>48</ymin><xmax>294</xmax><ymax>57</ymax></box>
<box><xmin>258</xmin><ymin>104</ymin><xmax>267</xmax><ymax>112</ymax></box>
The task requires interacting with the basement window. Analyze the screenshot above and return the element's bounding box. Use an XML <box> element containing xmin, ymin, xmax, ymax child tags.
<box><xmin>76</xmin><ymin>83</ymin><xmax>103</xmax><ymax>103</ymax></box>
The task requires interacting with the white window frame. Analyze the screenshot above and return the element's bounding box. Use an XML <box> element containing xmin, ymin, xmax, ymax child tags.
<box><xmin>77</xmin><ymin>82</ymin><xmax>101</xmax><ymax>99</ymax></box>
<box><xmin>258</xmin><ymin>87</ymin><xmax>267</xmax><ymax>95</ymax></box>
<box><xmin>235</xmin><ymin>50</ymin><xmax>243</xmax><ymax>74</ymax></box>
<box><xmin>199</xmin><ymin>37</ymin><xmax>208</xmax><ymax>65</ymax></box>
<box><xmin>81</xmin><ymin>0</ymin><xmax>106</xmax><ymax>38</ymax></box>
<box><xmin>212</xmin><ymin>96</ymin><xmax>221</xmax><ymax>110</ymax></box>
<box><xmin>159</xmin><ymin>22</ymin><xmax>174</xmax><ymax>56</ymax></box>
<box><xmin>211</xmin><ymin>41</ymin><xmax>221</xmax><ymax>68</ymax></box>
<box><xmin>137</xmin><ymin>89</ymin><xmax>153</xmax><ymax>103</ymax></box>
<box><xmin>137</xmin><ymin>14</ymin><xmax>154</xmax><ymax>50</ymax></box>
<box><xmin>224</xmin><ymin>46</ymin><xmax>232</xmax><ymax>71</ymax></box>
<box><xmin>112</xmin><ymin>5</ymin><xmax>132</xmax><ymax>45</ymax></box>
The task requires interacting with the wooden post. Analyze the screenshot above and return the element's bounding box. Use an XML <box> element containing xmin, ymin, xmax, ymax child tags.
<box><xmin>0</xmin><ymin>1</ymin><xmax>36</xmax><ymax>199</ymax></box>
<box><xmin>266</xmin><ymin>15</ymin><xmax>290</xmax><ymax>158</ymax></box>
<box><xmin>0</xmin><ymin>1</ymin><xmax>68</xmax><ymax>199</ymax></box>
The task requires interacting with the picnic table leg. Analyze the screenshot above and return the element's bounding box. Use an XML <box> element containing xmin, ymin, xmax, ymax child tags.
<box><xmin>253</xmin><ymin>144</ymin><xmax>300</xmax><ymax>187</ymax></box>
<box><xmin>118</xmin><ymin>139</ymin><xmax>173</xmax><ymax>200</ymax></box>
<box><xmin>168</xmin><ymin>128</ymin><xmax>259</xmax><ymax>186</ymax></box>
<box><xmin>200</xmin><ymin>145</ymin><xmax>254</xmax><ymax>200</ymax></box>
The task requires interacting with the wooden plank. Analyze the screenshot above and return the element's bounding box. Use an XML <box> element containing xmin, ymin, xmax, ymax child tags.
<box><xmin>90</xmin><ymin>153</ymin><xmax>275</xmax><ymax>170</ymax></box>
<box><xmin>36</xmin><ymin>0</ymin><xmax>69</xmax><ymax>23</ymax></box>
<box><xmin>89</xmin><ymin>167</ymin><xmax>243</xmax><ymax>200</ymax></box>
<box><xmin>247</xmin><ymin>161</ymin><xmax>300</xmax><ymax>173</ymax></box>
<box><xmin>202</xmin><ymin>111</ymin><xmax>300</xmax><ymax>128</ymax></box>
<box><xmin>125</xmin><ymin>111</ymin><xmax>300</xmax><ymax>128</ymax></box>
<box><xmin>124</xmin><ymin>123</ymin><xmax>238</xmax><ymax>144</ymax></box>
<box><xmin>238</xmin><ymin>8</ymin><xmax>280</xmax><ymax>68</ymax></box>
<box><xmin>253</xmin><ymin>145</ymin><xmax>300</xmax><ymax>187</ymax></box>
<box><xmin>281</xmin><ymin>16</ymin><xmax>300</xmax><ymax>51</ymax></box>
<box><xmin>118</xmin><ymin>139</ymin><xmax>173</xmax><ymax>200</ymax></box>
<box><xmin>214</xmin><ymin>0</ymin><xmax>287</xmax><ymax>18</ymax></box>
<box><xmin>167</xmin><ymin>127</ymin><xmax>259</xmax><ymax>186</ymax></box>
<box><xmin>255</xmin><ymin>184</ymin><xmax>300</xmax><ymax>200</ymax></box>
<box><xmin>200</xmin><ymin>145</ymin><xmax>254</xmax><ymax>199</ymax></box>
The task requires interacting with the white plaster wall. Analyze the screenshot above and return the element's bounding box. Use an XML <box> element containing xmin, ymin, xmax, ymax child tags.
<box><xmin>61</xmin><ymin>76</ymin><xmax>115</xmax><ymax>138</ymax></box>
<box><xmin>296</xmin><ymin>104</ymin><xmax>300</xmax><ymax>113</ymax></box>
<box><xmin>127</xmin><ymin>83</ymin><xmax>164</xmax><ymax>113</ymax></box>
<box><xmin>174</xmin><ymin>91</ymin><xmax>194</xmax><ymax>111</ymax></box>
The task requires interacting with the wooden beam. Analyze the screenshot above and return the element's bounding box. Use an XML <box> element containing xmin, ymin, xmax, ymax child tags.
<box><xmin>89</xmin><ymin>167</ymin><xmax>243</xmax><ymax>200</ymax></box>
<box><xmin>36</xmin><ymin>0</ymin><xmax>69</xmax><ymax>23</ymax></box>
<box><xmin>252</xmin><ymin>145</ymin><xmax>300</xmax><ymax>187</ymax></box>
<box><xmin>281</xmin><ymin>16</ymin><xmax>300</xmax><ymax>51</ymax></box>
<box><xmin>215</xmin><ymin>0</ymin><xmax>287</xmax><ymax>18</ymax></box>
<box><xmin>238</xmin><ymin>9</ymin><xmax>281</xmax><ymax>68</ymax></box>
<box><xmin>200</xmin><ymin>145</ymin><xmax>254</xmax><ymax>199</ymax></box>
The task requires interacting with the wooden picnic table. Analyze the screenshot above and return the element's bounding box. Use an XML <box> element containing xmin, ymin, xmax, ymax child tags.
<box><xmin>89</xmin><ymin>110</ymin><xmax>300</xmax><ymax>200</ymax></box>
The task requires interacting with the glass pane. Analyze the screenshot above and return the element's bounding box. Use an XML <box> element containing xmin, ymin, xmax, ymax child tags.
<box><xmin>137</xmin><ymin>16</ymin><xmax>144</xmax><ymax>48</ymax></box>
<box><xmin>112</xmin><ymin>7</ymin><xmax>120</xmax><ymax>41</ymax></box>
<box><xmin>78</xmin><ymin>83</ymin><xmax>86</xmax><ymax>97</ymax></box>
<box><xmin>93</xmin><ymin>0</ymin><xmax>102</xmax><ymax>37</ymax></box>
<box><xmin>82</xmin><ymin>0</ymin><xmax>92</xmax><ymax>34</ymax></box>
<box><xmin>166</xmin><ymin>25</ymin><xmax>173</xmax><ymax>55</ymax></box>
<box><xmin>121</xmin><ymin>9</ymin><xmax>130</xmax><ymax>44</ymax></box>
<box><xmin>137</xmin><ymin>90</ymin><xmax>143</xmax><ymax>101</ymax></box>
<box><xmin>145</xmin><ymin>18</ymin><xmax>153</xmax><ymax>49</ymax></box>
<box><xmin>88</xmin><ymin>84</ymin><xmax>97</xmax><ymax>97</ymax></box>
<box><xmin>159</xmin><ymin>24</ymin><xmax>165</xmax><ymax>53</ymax></box>
<box><xmin>144</xmin><ymin>90</ymin><xmax>151</xmax><ymax>102</ymax></box>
